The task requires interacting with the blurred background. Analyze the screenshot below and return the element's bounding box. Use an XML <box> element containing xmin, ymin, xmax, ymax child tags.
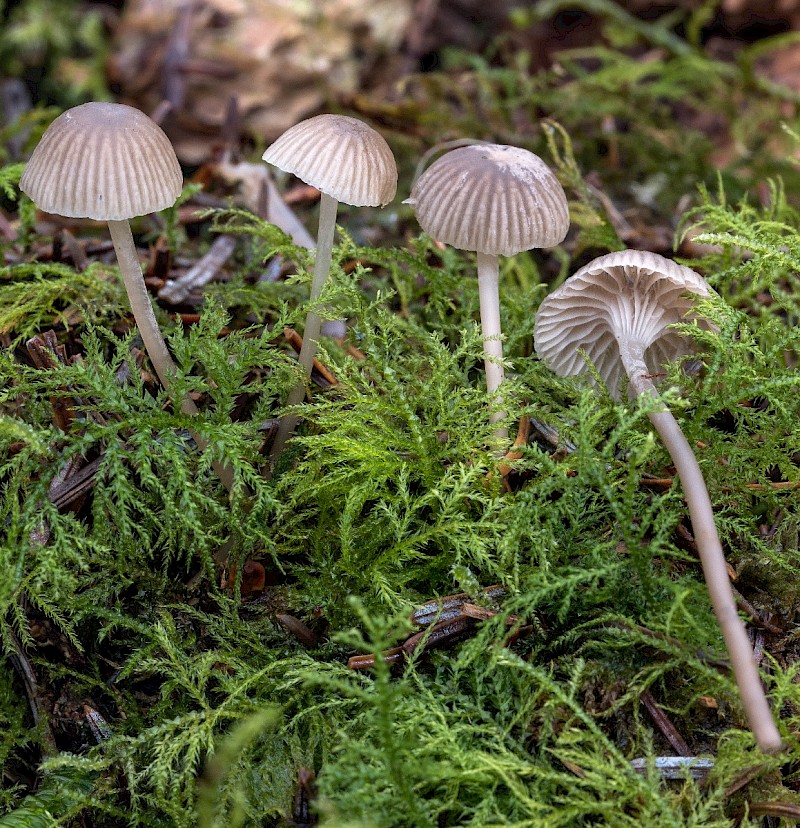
<box><xmin>3</xmin><ymin>0</ymin><xmax>800</xmax><ymax>161</ymax></box>
<box><xmin>5</xmin><ymin>0</ymin><xmax>800</xmax><ymax>257</ymax></box>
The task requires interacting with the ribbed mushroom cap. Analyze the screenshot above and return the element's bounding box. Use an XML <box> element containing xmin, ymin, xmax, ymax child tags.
<box><xmin>20</xmin><ymin>102</ymin><xmax>183</xmax><ymax>221</ymax></box>
<box><xmin>534</xmin><ymin>250</ymin><xmax>714</xmax><ymax>397</ymax></box>
<box><xmin>262</xmin><ymin>114</ymin><xmax>397</xmax><ymax>207</ymax></box>
<box><xmin>406</xmin><ymin>144</ymin><xmax>569</xmax><ymax>257</ymax></box>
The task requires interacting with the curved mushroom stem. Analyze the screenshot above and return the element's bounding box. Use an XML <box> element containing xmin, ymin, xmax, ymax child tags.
<box><xmin>619</xmin><ymin>344</ymin><xmax>782</xmax><ymax>754</ymax></box>
<box><xmin>109</xmin><ymin>220</ymin><xmax>188</xmax><ymax>404</ymax></box>
<box><xmin>268</xmin><ymin>192</ymin><xmax>339</xmax><ymax>468</ymax></box>
<box><xmin>108</xmin><ymin>220</ymin><xmax>234</xmax><ymax>493</ymax></box>
<box><xmin>476</xmin><ymin>251</ymin><xmax>508</xmax><ymax>443</ymax></box>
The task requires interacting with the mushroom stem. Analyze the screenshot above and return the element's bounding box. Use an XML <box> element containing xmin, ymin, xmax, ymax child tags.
<box><xmin>108</xmin><ymin>220</ymin><xmax>234</xmax><ymax>492</ymax></box>
<box><xmin>476</xmin><ymin>251</ymin><xmax>508</xmax><ymax>441</ymax></box>
<box><xmin>620</xmin><ymin>345</ymin><xmax>782</xmax><ymax>754</ymax></box>
<box><xmin>296</xmin><ymin>192</ymin><xmax>339</xmax><ymax>376</ymax></box>
<box><xmin>268</xmin><ymin>192</ymin><xmax>339</xmax><ymax>467</ymax></box>
<box><xmin>109</xmin><ymin>220</ymin><xmax>189</xmax><ymax>407</ymax></box>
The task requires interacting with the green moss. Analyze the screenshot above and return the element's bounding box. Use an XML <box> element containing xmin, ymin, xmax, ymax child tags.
<box><xmin>2</xmin><ymin>8</ymin><xmax>800</xmax><ymax>826</ymax></box>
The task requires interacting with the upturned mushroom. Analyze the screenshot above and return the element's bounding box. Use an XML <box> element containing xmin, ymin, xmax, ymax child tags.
<box><xmin>20</xmin><ymin>102</ymin><xmax>233</xmax><ymax>490</ymax></box>
<box><xmin>406</xmin><ymin>143</ymin><xmax>569</xmax><ymax>442</ymax></box>
<box><xmin>534</xmin><ymin>249</ymin><xmax>781</xmax><ymax>753</ymax></box>
<box><xmin>262</xmin><ymin>114</ymin><xmax>398</xmax><ymax>463</ymax></box>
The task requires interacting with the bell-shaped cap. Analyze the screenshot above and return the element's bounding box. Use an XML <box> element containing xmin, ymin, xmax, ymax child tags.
<box><xmin>534</xmin><ymin>249</ymin><xmax>714</xmax><ymax>397</ymax></box>
<box><xmin>262</xmin><ymin>114</ymin><xmax>397</xmax><ymax>208</ymax></box>
<box><xmin>20</xmin><ymin>102</ymin><xmax>183</xmax><ymax>221</ymax></box>
<box><xmin>406</xmin><ymin>143</ymin><xmax>569</xmax><ymax>257</ymax></box>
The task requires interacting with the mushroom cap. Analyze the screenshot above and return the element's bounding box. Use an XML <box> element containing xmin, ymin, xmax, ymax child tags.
<box><xmin>261</xmin><ymin>114</ymin><xmax>397</xmax><ymax>207</ymax></box>
<box><xmin>20</xmin><ymin>102</ymin><xmax>183</xmax><ymax>221</ymax></box>
<box><xmin>406</xmin><ymin>143</ymin><xmax>569</xmax><ymax>256</ymax></box>
<box><xmin>534</xmin><ymin>249</ymin><xmax>714</xmax><ymax>397</ymax></box>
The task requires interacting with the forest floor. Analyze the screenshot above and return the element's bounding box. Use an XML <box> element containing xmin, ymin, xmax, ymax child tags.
<box><xmin>1</xmin><ymin>2</ymin><xmax>800</xmax><ymax>826</ymax></box>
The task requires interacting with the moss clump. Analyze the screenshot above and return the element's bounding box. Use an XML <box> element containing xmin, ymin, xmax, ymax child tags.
<box><xmin>2</xmin><ymin>7</ymin><xmax>800</xmax><ymax>826</ymax></box>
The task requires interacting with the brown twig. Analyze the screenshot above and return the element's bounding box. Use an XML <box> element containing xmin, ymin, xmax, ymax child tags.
<box><xmin>283</xmin><ymin>328</ymin><xmax>338</xmax><ymax>387</ymax></box>
<box><xmin>349</xmin><ymin>585</ymin><xmax>509</xmax><ymax>670</ymax></box>
<box><xmin>723</xmin><ymin>763</ymin><xmax>772</xmax><ymax>798</ymax></box>
<box><xmin>730</xmin><ymin>588</ymin><xmax>783</xmax><ymax>634</ymax></box>
<box><xmin>497</xmin><ymin>415</ymin><xmax>531</xmax><ymax>479</ymax></box>
<box><xmin>346</xmin><ymin>344</ymin><xmax>367</xmax><ymax>360</ymax></box>
<box><xmin>347</xmin><ymin>647</ymin><xmax>405</xmax><ymax>670</ymax></box>
<box><xmin>743</xmin><ymin>480</ymin><xmax>800</xmax><ymax>491</ymax></box>
<box><xmin>640</xmin><ymin>476</ymin><xmax>675</xmax><ymax>489</ymax></box>
<box><xmin>741</xmin><ymin>802</ymin><xmax>800</xmax><ymax>821</ymax></box>
<box><xmin>640</xmin><ymin>690</ymin><xmax>691</xmax><ymax>756</ymax></box>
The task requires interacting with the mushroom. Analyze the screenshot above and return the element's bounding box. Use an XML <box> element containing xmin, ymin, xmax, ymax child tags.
<box><xmin>20</xmin><ymin>102</ymin><xmax>233</xmax><ymax>490</ymax></box>
<box><xmin>534</xmin><ymin>249</ymin><xmax>781</xmax><ymax>753</ymax></box>
<box><xmin>406</xmin><ymin>143</ymin><xmax>569</xmax><ymax>442</ymax></box>
<box><xmin>261</xmin><ymin>114</ymin><xmax>398</xmax><ymax>462</ymax></box>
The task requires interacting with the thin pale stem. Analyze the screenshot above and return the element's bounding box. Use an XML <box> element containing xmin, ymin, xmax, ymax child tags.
<box><xmin>108</xmin><ymin>220</ymin><xmax>234</xmax><ymax>492</ymax></box>
<box><xmin>476</xmin><ymin>251</ymin><xmax>507</xmax><ymax>442</ymax></box>
<box><xmin>109</xmin><ymin>220</ymin><xmax>186</xmax><ymax>404</ymax></box>
<box><xmin>619</xmin><ymin>343</ymin><xmax>781</xmax><ymax>753</ymax></box>
<box><xmin>268</xmin><ymin>192</ymin><xmax>339</xmax><ymax>468</ymax></box>
<box><xmin>298</xmin><ymin>192</ymin><xmax>339</xmax><ymax>373</ymax></box>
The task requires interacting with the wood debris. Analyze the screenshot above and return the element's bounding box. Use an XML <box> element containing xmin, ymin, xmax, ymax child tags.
<box><xmin>111</xmin><ymin>0</ymin><xmax>413</xmax><ymax>163</ymax></box>
<box><xmin>348</xmin><ymin>584</ymin><xmax>512</xmax><ymax>670</ymax></box>
<box><xmin>159</xmin><ymin>233</ymin><xmax>237</xmax><ymax>304</ymax></box>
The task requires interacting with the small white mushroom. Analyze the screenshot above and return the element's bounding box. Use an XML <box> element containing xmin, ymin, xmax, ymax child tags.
<box><xmin>535</xmin><ymin>249</ymin><xmax>782</xmax><ymax>754</ymax></box>
<box><xmin>21</xmin><ymin>102</ymin><xmax>233</xmax><ymax>490</ymax></box>
<box><xmin>21</xmin><ymin>102</ymin><xmax>184</xmax><ymax>396</ymax></box>
<box><xmin>406</xmin><ymin>143</ymin><xmax>569</xmax><ymax>442</ymax></box>
<box><xmin>262</xmin><ymin>114</ymin><xmax>398</xmax><ymax>463</ymax></box>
